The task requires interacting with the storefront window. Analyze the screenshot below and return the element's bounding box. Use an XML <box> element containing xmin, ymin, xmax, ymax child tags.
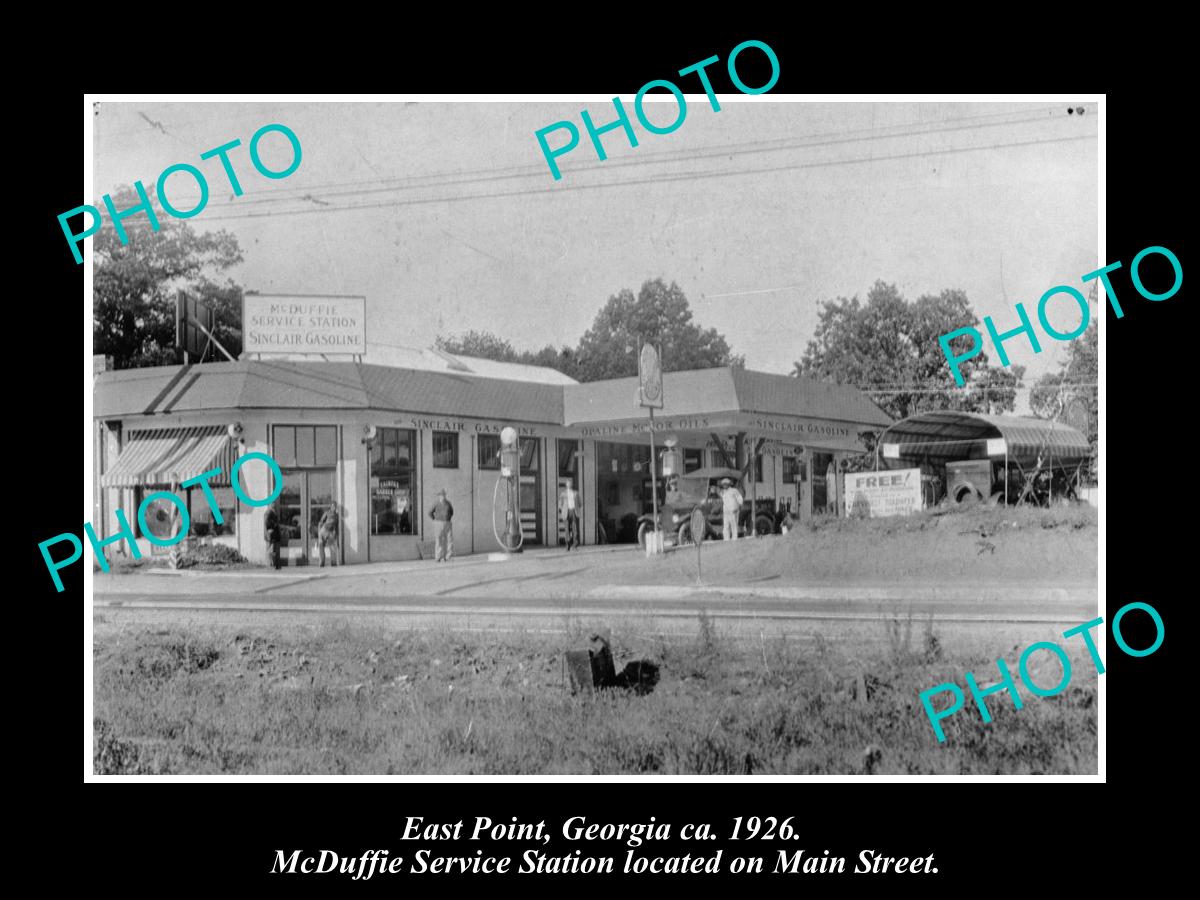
<box><xmin>189</xmin><ymin>485</ymin><xmax>237</xmax><ymax>536</ymax></box>
<box><xmin>557</xmin><ymin>439</ymin><xmax>580</xmax><ymax>477</ymax></box>
<box><xmin>274</xmin><ymin>425</ymin><xmax>338</xmax><ymax>467</ymax></box>
<box><xmin>684</xmin><ymin>448</ymin><xmax>703</xmax><ymax>473</ymax></box>
<box><xmin>432</xmin><ymin>431</ymin><xmax>459</xmax><ymax>468</ymax></box>
<box><xmin>371</xmin><ymin>428</ymin><xmax>416</xmax><ymax>535</ymax></box>
<box><xmin>478</xmin><ymin>434</ymin><xmax>500</xmax><ymax>469</ymax></box>
<box><xmin>520</xmin><ymin>436</ymin><xmax>539</xmax><ymax>471</ymax></box>
<box><xmin>782</xmin><ymin>456</ymin><xmax>800</xmax><ymax>484</ymax></box>
<box><xmin>136</xmin><ymin>489</ymin><xmax>186</xmax><ymax>542</ymax></box>
<box><xmin>135</xmin><ymin>482</ymin><xmax>240</xmax><ymax>541</ymax></box>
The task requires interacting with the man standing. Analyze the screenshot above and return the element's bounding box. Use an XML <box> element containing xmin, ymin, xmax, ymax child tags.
<box><xmin>317</xmin><ymin>505</ymin><xmax>340</xmax><ymax>567</ymax></box>
<box><xmin>264</xmin><ymin>503</ymin><xmax>282</xmax><ymax>570</ymax></box>
<box><xmin>826</xmin><ymin>459</ymin><xmax>839</xmax><ymax>516</ymax></box>
<box><xmin>559</xmin><ymin>478</ymin><xmax>581</xmax><ymax>550</ymax></box>
<box><xmin>719</xmin><ymin>477</ymin><xmax>744</xmax><ymax>541</ymax></box>
<box><xmin>429</xmin><ymin>488</ymin><xmax>455</xmax><ymax>562</ymax></box>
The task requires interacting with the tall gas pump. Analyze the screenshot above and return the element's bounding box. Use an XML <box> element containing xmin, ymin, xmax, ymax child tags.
<box><xmin>493</xmin><ymin>426</ymin><xmax>524</xmax><ymax>553</ymax></box>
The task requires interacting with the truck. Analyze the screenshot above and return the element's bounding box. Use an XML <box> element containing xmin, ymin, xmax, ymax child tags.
<box><xmin>636</xmin><ymin>467</ymin><xmax>779</xmax><ymax>548</ymax></box>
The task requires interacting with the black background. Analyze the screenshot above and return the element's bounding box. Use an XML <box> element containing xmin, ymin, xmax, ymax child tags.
<box><xmin>23</xmin><ymin>22</ymin><xmax>1183</xmax><ymax>894</ymax></box>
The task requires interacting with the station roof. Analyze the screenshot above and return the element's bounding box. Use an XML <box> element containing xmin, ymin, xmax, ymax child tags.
<box><xmin>563</xmin><ymin>367</ymin><xmax>893</xmax><ymax>427</ymax></box>
<box><xmin>94</xmin><ymin>362</ymin><xmax>893</xmax><ymax>435</ymax></box>
<box><xmin>878</xmin><ymin>410</ymin><xmax>1090</xmax><ymax>467</ymax></box>
<box><xmin>93</xmin><ymin>360</ymin><xmax>566</xmax><ymax>424</ymax></box>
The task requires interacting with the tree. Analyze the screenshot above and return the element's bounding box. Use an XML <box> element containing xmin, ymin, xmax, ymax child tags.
<box><xmin>435</xmin><ymin>330</ymin><xmax>520</xmax><ymax>362</ymax></box>
<box><xmin>436</xmin><ymin>330</ymin><xmax>582</xmax><ymax>380</ymax></box>
<box><xmin>575</xmin><ymin>278</ymin><xmax>743</xmax><ymax>381</ymax></box>
<box><xmin>93</xmin><ymin>185</ymin><xmax>243</xmax><ymax>369</ymax></box>
<box><xmin>1030</xmin><ymin>286</ymin><xmax>1098</xmax><ymax>472</ymax></box>
<box><xmin>436</xmin><ymin>279</ymin><xmax>740</xmax><ymax>383</ymax></box>
<box><xmin>795</xmin><ymin>280</ymin><xmax>1024</xmax><ymax>420</ymax></box>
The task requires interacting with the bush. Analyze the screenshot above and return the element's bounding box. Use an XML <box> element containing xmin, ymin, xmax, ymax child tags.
<box><xmin>174</xmin><ymin>543</ymin><xmax>247</xmax><ymax>569</ymax></box>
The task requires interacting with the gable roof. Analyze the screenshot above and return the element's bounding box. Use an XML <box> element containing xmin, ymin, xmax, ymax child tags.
<box><xmin>563</xmin><ymin>367</ymin><xmax>892</xmax><ymax>427</ymax></box>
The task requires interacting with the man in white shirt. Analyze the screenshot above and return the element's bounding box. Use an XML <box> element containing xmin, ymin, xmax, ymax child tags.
<box><xmin>559</xmin><ymin>479</ymin><xmax>581</xmax><ymax>550</ymax></box>
<box><xmin>719</xmin><ymin>478</ymin><xmax>744</xmax><ymax>541</ymax></box>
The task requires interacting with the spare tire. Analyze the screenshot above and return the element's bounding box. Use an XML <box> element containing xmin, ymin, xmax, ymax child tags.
<box><xmin>954</xmin><ymin>485</ymin><xmax>982</xmax><ymax>505</ymax></box>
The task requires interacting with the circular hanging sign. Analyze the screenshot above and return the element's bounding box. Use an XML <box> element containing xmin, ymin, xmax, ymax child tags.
<box><xmin>639</xmin><ymin>344</ymin><xmax>662</xmax><ymax>406</ymax></box>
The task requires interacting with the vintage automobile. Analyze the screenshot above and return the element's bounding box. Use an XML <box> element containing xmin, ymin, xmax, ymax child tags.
<box><xmin>636</xmin><ymin>467</ymin><xmax>778</xmax><ymax>547</ymax></box>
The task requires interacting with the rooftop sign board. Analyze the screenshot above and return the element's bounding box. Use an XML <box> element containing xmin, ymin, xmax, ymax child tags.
<box><xmin>243</xmin><ymin>294</ymin><xmax>366</xmax><ymax>356</ymax></box>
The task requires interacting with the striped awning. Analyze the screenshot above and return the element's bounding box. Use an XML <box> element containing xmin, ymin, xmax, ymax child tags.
<box><xmin>101</xmin><ymin>426</ymin><xmax>236</xmax><ymax>488</ymax></box>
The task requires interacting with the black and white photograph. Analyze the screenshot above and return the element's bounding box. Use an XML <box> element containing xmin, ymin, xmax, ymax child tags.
<box><xmin>80</xmin><ymin>94</ymin><xmax>1103</xmax><ymax>778</ymax></box>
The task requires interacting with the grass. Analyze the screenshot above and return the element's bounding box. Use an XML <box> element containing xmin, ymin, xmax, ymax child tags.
<box><xmin>94</xmin><ymin>613</ymin><xmax>1097</xmax><ymax>775</ymax></box>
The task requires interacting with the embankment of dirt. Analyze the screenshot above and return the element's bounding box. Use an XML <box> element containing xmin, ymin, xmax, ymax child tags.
<box><xmin>698</xmin><ymin>505</ymin><xmax>1097</xmax><ymax>584</ymax></box>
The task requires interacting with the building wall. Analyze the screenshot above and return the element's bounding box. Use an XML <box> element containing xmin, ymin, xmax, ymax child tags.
<box><xmin>93</xmin><ymin>404</ymin><xmax>856</xmax><ymax>566</ymax></box>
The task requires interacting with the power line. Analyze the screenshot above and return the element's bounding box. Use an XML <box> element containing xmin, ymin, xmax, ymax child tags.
<box><xmin>144</xmin><ymin>104</ymin><xmax>1073</xmax><ymax>211</ymax></box>
<box><xmin>99</xmin><ymin>102</ymin><xmax>1066</xmax><ymax>205</ymax></box>
<box><xmin>111</xmin><ymin>132</ymin><xmax>1096</xmax><ymax>228</ymax></box>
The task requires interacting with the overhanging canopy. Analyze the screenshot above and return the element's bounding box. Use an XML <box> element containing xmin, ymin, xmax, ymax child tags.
<box><xmin>878</xmin><ymin>411</ymin><xmax>1089</xmax><ymax>468</ymax></box>
<box><xmin>100</xmin><ymin>426</ymin><xmax>235</xmax><ymax>488</ymax></box>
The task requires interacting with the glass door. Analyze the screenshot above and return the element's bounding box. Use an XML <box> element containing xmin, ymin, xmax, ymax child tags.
<box><xmin>277</xmin><ymin>469</ymin><xmax>336</xmax><ymax>565</ymax></box>
<box><xmin>278</xmin><ymin>472</ymin><xmax>305</xmax><ymax>563</ymax></box>
<box><xmin>306</xmin><ymin>470</ymin><xmax>336</xmax><ymax>563</ymax></box>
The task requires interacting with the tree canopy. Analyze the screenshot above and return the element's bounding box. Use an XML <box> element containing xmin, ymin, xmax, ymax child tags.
<box><xmin>1030</xmin><ymin>286</ymin><xmax>1098</xmax><ymax>473</ymax></box>
<box><xmin>437</xmin><ymin>278</ymin><xmax>742</xmax><ymax>383</ymax></box>
<box><xmin>575</xmin><ymin>278</ymin><xmax>743</xmax><ymax>381</ymax></box>
<box><xmin>794</xmin><ymin>280</ymin><xmax>1025</xmax><ymax>419</ymax></box>
<box><xmin>93</xmin><ymin>186</ymin><xmax>244</xmax><ymax>369</ymax></box>
<box><xmin>435</xmin><ymin>330</ymin><xmax>582</xmax><ymax>381</ymax></box>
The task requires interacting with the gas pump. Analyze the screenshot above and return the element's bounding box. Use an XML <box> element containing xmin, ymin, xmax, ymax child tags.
<box><xmin>492</xmin><ymin>426</ymin><xmax>524</xmax><ymax>553</ymax></box>
<box><xmin>661</xmin><ymin>437</ymin><xmax>681</xmax><ymax>496</ymax></box>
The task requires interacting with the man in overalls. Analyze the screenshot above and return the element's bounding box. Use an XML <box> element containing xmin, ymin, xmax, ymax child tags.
<box><xmin>429</xmin><ymin>489</ymin><xmax>455</xmax><ymax>562</ymax></box>
<box><xmin>317</xmin><ymin>505</ymin><xmax>339</xmax><ymax>567</ymax></box>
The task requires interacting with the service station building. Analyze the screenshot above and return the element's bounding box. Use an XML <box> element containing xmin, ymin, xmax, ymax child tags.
<box><xmin>92</xmin><ymin>358</ymin><xmax>892</xmax><ymax>566</ymax></box>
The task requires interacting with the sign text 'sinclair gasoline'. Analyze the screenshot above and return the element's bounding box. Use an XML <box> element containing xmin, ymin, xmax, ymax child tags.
<box><xmin>535</xmin><ymin>40</ymin><xmax>780</xmax><ymax>180</ymax></box>
<box><xmin>58</xmin><ymin>123</ymin><xmax>302</xmax><ymax>264</ymax></box>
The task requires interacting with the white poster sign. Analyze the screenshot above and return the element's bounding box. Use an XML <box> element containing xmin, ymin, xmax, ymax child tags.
<box><xmin>843</xmin><ymin>467</ymin><xmax>922</xmax><ymax>518</ymax></box>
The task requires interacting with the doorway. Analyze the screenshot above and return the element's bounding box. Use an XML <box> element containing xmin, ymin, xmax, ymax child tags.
<box><xmin>595</xmin><ymin>440</ymin><xmax>651</xmax><ymax>543</ymax></box>
<box><xmin>278</xmin><ymin>469</ymin><xmax>337</xmax><ymax>565</ymax></box>
<box><xmin>518</xmin><ymin>437</ymin><xmax>542</xmax><ymax>545</ymax></box>
<box><xmin>556</xmin><ymin>439</ymin><xmax>582</xmax><ymax>546</ymax></box>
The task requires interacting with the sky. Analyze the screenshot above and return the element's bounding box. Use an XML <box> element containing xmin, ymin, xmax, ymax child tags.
<box><xmin>92</xmin><ymin>98</ymin><xmax>1099</xmax><ymax>411</ymax></box>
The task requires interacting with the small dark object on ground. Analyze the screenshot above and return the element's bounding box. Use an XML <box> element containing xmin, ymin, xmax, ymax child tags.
<box><xmin>564</xmin><ymin>635</ymin><xmax>659</xmax><ymax>696</ymax></box>
<box><xmin>613</xmin><ymin>660</ymin><xmax>661</xmax><ymax>695</ymax></box>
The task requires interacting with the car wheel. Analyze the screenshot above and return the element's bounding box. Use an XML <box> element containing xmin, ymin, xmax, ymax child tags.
<box><xmin>954</xmin><ymin>486</ymin><xmax>981</xmax><ymax>505</ymax></box>
<box><xmin>637</xmin><ymin>521</ymin><xmax>650</xmax><ymax>548</ymax></box>
<box><xmin>676</xmin><ymin>522</ymin><xmax>692</xmax><ymax>545</ymax></box>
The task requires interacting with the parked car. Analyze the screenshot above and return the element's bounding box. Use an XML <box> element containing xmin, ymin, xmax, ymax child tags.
<box><xmin>637</xmin><ymin>467</ymin><xmax>777</xmax><ymax>547</ymax></box>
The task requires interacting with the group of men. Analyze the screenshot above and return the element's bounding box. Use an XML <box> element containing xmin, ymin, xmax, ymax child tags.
<box><xmin>263</xmin><ymin>504</ymin><xmax>341</xmax><ymax>570</ymax></box>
